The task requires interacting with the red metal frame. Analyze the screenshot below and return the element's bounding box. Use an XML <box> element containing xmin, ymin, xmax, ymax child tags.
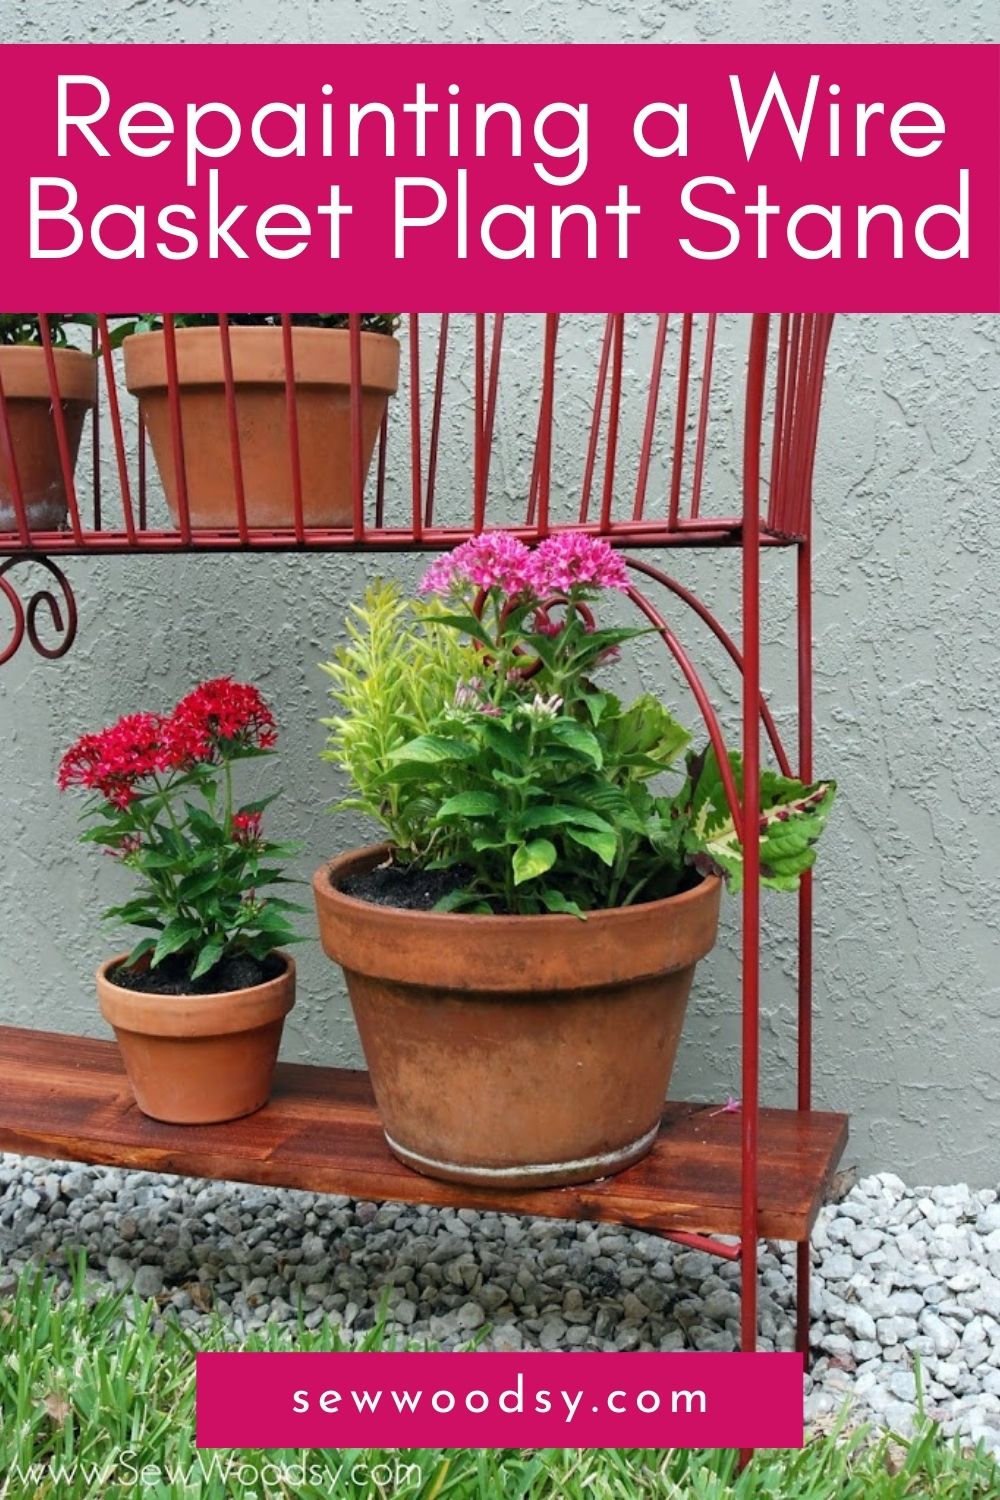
<box><xmin>0</xmin><ymin>311</ymin><xmax>836</xmax><ymax>1377</ymax></box>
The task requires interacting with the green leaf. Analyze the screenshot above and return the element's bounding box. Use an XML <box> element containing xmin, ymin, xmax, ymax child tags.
<box><xmin>683</xmin><ymin>746</ymin><xmax>836</xmax><ymax>893</ymax></box>
<box><xmin>422</xmin><ymin>611</ymin><xmax>495</xmax><ymax>650</ymax></box>
<box><xmin>434</xmin><ymin>791</ymin><xmax>501</xmax><ymax>819</ymax></box>
<box><xmin>138</xmin><ymin>849</ymin><xmax>181</xmax><ymax>870</ymax></box>
<box><xmin>512</xmin><ymin>839</ymin><xmax>557</xmax><ymax>885</ymax></box>
<box><xmin>432</xmin><ymin>888</ymin><xmax>493</xmax><ymax>914</ymax></box>
<box><xmin>538</xmin><ymin>890</ymin><xmax>586</xmax><ymax>919</ymax></box>
<box><xmin>602</xmin><ymin>693</ymin><xmax>691</xmax><ymax>773</ymax></box>
<box><xmin>189</xmin><ymin>936</ymin><xmax>226</xmax><ymax>982</ymax></box>
<box><xmin>567</xmin><ymin>827</ymin><xmax>618</xmax><ymax>866</ymax></box>
<box><xmin>519</xmin><ymin>803</ymin><xmax>616</xmax><ymax>836</ymax></box>
<box><xmin>549</xmin><ymin>719</ymin><xmax>603</xmax><ymax>768</ymax></box>
<box><xmin>176</xmin><ymin>869</ymin><xmax>222</xmax><ymax>902</ymax></box>
<box><xmin>480</xmin><ymin>721</ymin><xmax>528</xmax><ymax>764</ymax></box>
<box><xmin>388</xmin><ymin>735</ymin><xmax>476</xmax><ymax>766</ymax></box>
<box><xmin>150</xmin><ymin>921</ymin><xmax>201</xmax><ymax>969</ymax></box>
<box><xmin>123</xmin><ymin>936</ymin><xmax>158</xmax><ymax>967</ymax></box>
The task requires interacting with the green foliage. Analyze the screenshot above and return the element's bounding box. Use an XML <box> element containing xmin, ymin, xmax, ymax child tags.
<box><xmin>93</xmin><ymin>755</ymin><xmax>304</xmax><ymax>978</ymax></box>
<box><xmin>319</xmin><ymin>581</ymin><xmax>480</xmax><ymax>858</ymax></box>
<box><xmin>1</xmin><ymin>1263</ymin><xmax>997</xmax><ymax>1500</ymax></box>
<box><xmin>322</xmin><ymin>541</ymin><xmax>836</xmax><ymax>915</ymax></box>
<box><xmin>61</xmin><ymin>681</ymin><xmax>304</xmax><ymax>983</ymax></box>
<box><xmin>677</xmin><ymin>747</ymin><xmax>837</xmax><ymax>894</ymax></box>
<box><xmin>0</xmin><ymin>313</ymin><xmax>95</xmax><ymax>347</ymax></box>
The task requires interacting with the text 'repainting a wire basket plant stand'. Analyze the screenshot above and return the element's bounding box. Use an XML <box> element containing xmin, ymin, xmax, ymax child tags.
<box><xmin>121</xmin><ymin>314</ymin><xmax>400</xmax><ymax>529</ymax></box>
<box><xmin>0</xmin><ymin>315</ymin><xmax>97</xmax><ymax>534</ymax></box>
<box><xmin>315</xmin><ymin>533</ymin><xmax>836</xmax><ymax>1190</ymax></box>
<box><xmin>59</xmin><ymin>678</ymin><xmax>304</xmax><ymax>1124</ymax></box>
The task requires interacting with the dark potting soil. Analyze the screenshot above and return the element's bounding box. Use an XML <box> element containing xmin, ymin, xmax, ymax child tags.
<box><xmin>338</xmin><ymin>863</ymin><xmax>471</xmax><ymax>912</ymax></box>
<box><xmin>335</xmin><ymin>862</ymin><xmax>702</xmax><ymax>913</ymax></box>
<box><xmin>109</xmin><ymin>951</ymin><xmax>285</xmax><ymax>997</ymax></box>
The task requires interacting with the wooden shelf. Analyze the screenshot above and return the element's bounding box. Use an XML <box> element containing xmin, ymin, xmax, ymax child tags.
<box><xmin>0</xmin><ymin>1026</ymin><xmax>846</xmax><ymax>1243</ymax></box>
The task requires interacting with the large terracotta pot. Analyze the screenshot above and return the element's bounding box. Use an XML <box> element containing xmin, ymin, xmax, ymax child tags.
<box><xmin>123</xmin><ymin>327</ymin><xmax>399</xmax><ymax>531</ymax></box>
<box><xmin>97</xmin><ymin>952</ymin><xmax>295</xmax><ymax>1125</ymax></box>
<box><xmin>313</xmin><ymin>846</ymin><xmax>722</xmax><ymax>1189</ymax></box>
<box><xmin>0</xmin><ymin>346</ymin><xmax>97</xmax><ymax>533</ymax></box>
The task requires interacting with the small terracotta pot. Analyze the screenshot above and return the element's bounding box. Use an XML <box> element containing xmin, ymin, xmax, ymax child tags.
<box><xmin>123</xmin><ymin>327</ymin><xmax>400</xmax><ymax>530</ymax></box>
<box><xmin>96</xmin><ymin>952</ymin><xmax>295</xmax><ymax>1125</ymax></box>
<box><xmin>314</xmin><ymin>846</ymin><xmax>722</xmax><ymax>1189</ymax></box>
<box><xmin>0</xmin><ymin>347</ymin><xmax>97</xmax><ymax>532</ymax></box>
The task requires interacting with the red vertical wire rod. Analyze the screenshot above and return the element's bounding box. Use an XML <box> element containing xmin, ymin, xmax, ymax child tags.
<box><xmin>632</xmin><ymin>314</ymin><xmax>669</xmax><ymax>521</ymax></box>
<box><xmin>218</xmin><ymin>314</ymin><xmax>249</xmax><ymax>545</ymax></box>
<box><xmin>38</xmin><ymin>314</ymin><xmax>84</xmax><ymax>544</ymax></box>
<box><xmin>96</xmin><ymin>316</ymin><xmax>137</xmax><ymax>544</ymax></box>
<box><xmin>279</xmin><ymin>314</ymin><xmax>306</xmax><ymax>544</ymax></box>
<box><xmin>667</xmin><ymin>313</ymin><xmax>693</xmax><ymax>529</ymax></box>
<box><xmin>407</xmin><ymin>313</ymin><xmax>423</xmax><ymax>539</ymax></box>
<box><xmin>481</xmin><ymin>313</ymin><xmax>505</xmax><ymax>512</ymax></box>
<box><xmin>162</xmin><ymin>314</ymin><xmax>192</xmax><ymax>545</ymax></box>
<box><xmin>789</xmin><ymin>315</ymin><xmax>817</xmax><ymax>540</ymax></box>
<box><xmin>740</xmin><ymin>313</ymin><xmax>770</xmax><ymax>1364</ymax></box>
<box><xmin>598</xmin><ymin>313</ymin><xmax>625</xmax><ymax>533</ymax></box>
<box><xmin>533</xmin><ymin>314</ymin><xmax>559</xmax><ymax>539</ymax></box>
<box><xmin>775</xmin><ymin>314</ymin><xmax>802</xmax><ymax>535</ymax></box>
<box><xmin>90</xmin><ymin>322</ymin><xmax>101</xmax><ymax>532</ymax></box>
<box><xmin>473</xmin><ymin>313</ymin><xmax>486</xmax><ymax>532</ymax></box>
<box><xmin>689</xmin><ymin>312</ymin><xmax>717</xmax><ymax>521</ymax></box>
<box><xmin>138</xmin><ymin>408</ymin><xmax>148</xmax><ymax>531</ymax></box>
<box><xmin>424</xmin><ymin>313</ymin><xmax>449</xmax><ymax>528</ymax></box>
<box><xmin>578</xmin><ymin>315</ymin><xmax>615</xmax><ymax>524</ymax></box>
<box><xmin>348</xmin><ymin>313</ymin><xmax>365</xmax><ymax>541</ymax></box>
<box><xmin>0</xmin><ymin>357</ymin><xmax>31</xmax><ymax>546</ymax></box>
<box><xmin>374</xmin><ymin>408</ymin><xmax>389</xmax><ymax>531</ymax></box>
<box><xmin>796</xmin><ymin>317</ymin><xmax>833</xmax><ymax>540</ymax></box>
<box><xmin>766</xmin><ymin>315</ymin><xmax>790</xmax><ymax>533</ymax></box>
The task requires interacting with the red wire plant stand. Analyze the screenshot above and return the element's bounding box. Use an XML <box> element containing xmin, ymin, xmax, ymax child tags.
<box><xmin>0</xmin><ymin>312</ymin><xmax>845</xmax><ymax>1373</ymax></box>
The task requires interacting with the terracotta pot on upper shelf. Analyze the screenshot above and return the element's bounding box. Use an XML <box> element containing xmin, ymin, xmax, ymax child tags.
<box><xmin>123</xmin><ymin>326</ymin><xmax>400</xmax><ymax>532</ymax></box>
<box><xmin>96</xmin><ymin>952</ymin><xmax>296</xmax><ymax>1125</ymax></box>
<box><xmin>0</xmin><ymin>346</ymin><xmax>97</xmax><ymax>533</ymax></box>
<box><xmin>313</xmin><ymin>844</ymin><xmax>722</xmax><ymax>1191</ymax></box>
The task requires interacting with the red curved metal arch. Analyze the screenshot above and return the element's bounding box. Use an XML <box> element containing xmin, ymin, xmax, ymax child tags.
<box><xmin>626</xmin><ymin>557</ymin><xmax>793</xmax><ymax>778</ymax></box>
<box><xmin>625</xmin><ymin>581</ymin><xmax>743</xmax><ymax>838</ymax></box>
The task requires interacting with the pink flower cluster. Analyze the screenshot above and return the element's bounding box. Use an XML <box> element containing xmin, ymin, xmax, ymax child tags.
<box><xmin>419</xmin><ymin>530</ymin><xmax>629</xmax><ymax>599</ymax></box>
<box><xmin>58</xmin><ymin>678</ymin><xmax>277</xmax><ymax>809</ymax></box>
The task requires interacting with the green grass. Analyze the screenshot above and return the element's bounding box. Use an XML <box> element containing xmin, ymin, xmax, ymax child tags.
<box><xmin>0</xmin><ymin>1264</ymin><xmax>997</xmax><ymax>1499</ymax></box>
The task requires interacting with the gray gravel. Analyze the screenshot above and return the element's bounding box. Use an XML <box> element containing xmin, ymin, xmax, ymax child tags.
<box><xmin>2</xmin><ymin>1158</ymin><xmax>999</xmax><ymax>1454</ymax></box>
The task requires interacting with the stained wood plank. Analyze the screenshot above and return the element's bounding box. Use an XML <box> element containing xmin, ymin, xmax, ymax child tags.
<box><xmin>0</xmin><ymin>1025</ymin><xmax>847</xmax><ymax>1241</ymax></box>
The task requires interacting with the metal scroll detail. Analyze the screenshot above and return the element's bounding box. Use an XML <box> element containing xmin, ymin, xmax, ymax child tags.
<box><xmin>0</xmin><ymin>556</ymin><xmax>78</xmax><ymax>666</ymax></box>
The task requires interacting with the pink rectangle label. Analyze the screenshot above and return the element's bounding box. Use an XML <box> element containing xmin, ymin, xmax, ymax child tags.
<box><xmin>196</xmin><ymin>1351</ymin><xmax>803</xmax><ymax>1449</ymax></box>
<box><xmin>0</xmin><ymin>43</ymin><xmax>997</xmax><ymax>310</ymax></box>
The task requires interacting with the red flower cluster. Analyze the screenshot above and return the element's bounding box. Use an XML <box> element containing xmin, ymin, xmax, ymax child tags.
<box><xmin>165</xmin><ymin>678</ymin><xmax>277</xmax><ymax>766</ymax></box>
<box><xmin>58</xmin><ymin>679</ymin><xmax>277</xmax><ymax>809</ymax></box>
<box><xmin>58</xmin><ymin>712</ymin><xmax>173</xmax><ymax>808</ymax></box>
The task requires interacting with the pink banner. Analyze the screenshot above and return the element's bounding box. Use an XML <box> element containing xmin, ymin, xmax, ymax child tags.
<box><xmin>0</xmin><ymin>43</ymin><xmax>996</xmax><ymax>311</ymax></box>
<box><xmin>196</xmin><ymin>1351</ymin><xmax>803</xmax><ymax>1449</ymax></box>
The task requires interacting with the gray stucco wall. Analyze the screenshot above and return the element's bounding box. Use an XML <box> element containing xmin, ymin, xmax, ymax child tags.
<box><xmin>1</xmin><ymin>2</ymin><xmax>997</xmax><ymax>1186</ymax></box>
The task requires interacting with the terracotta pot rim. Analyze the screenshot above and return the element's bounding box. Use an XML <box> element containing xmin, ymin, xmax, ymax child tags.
<box><xmin>314</xmin><ymin>844</ymin><xmax>722</xmax><ymax>992</ymax></box>
<box><xmin>316</xmin><ymin>844</ymin><xmax>720</xmax><ymax>927</ymax></box>
<box><xmin>123</xmin><ymin>325</ymin><xmax>400</xmax><ymax>395</ymax></box>
<box><xmin>0</xmin><ymin>345</ymin><xmax>98</xmax><ymax>403</ymax></box>
<box><xmin>97</xmin><ymin>948</ymin><xmax>294</xmax><ymax>998</ymax></box>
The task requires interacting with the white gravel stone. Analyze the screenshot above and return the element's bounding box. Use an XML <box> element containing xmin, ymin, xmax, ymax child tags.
<box><xmin>2</xmin><ymin>1155</ymin><xmax>999</xmax><ymax>1456</ymax></box>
